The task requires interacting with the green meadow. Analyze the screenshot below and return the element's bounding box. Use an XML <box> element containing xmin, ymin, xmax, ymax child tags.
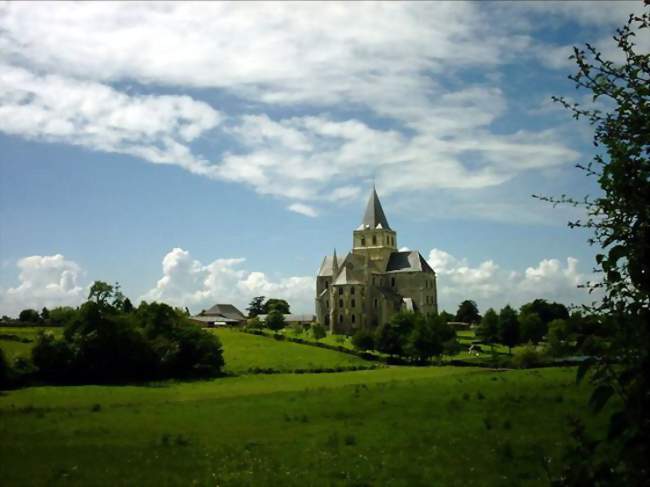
<box><xmin>0</xmin><ymin>328</ymin><xmax>607</xmax><ymax>486</ymax></box>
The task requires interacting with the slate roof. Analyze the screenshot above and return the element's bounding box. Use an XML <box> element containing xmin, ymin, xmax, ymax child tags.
<box><xmin>361</xmin><ymin>186</ymin><xmax>391</xmax><ymax>230</ymax></box>
<box><xmin>334</xmin><ymin>265</ymin><xmax>365</xmax><ymax>285</ymax></box>
<box><xmin>203</xmin><ymin>304</ymin><xmax>246</xmax><ymax>321</ymax></box>
<box><xmin>385</xmin><ymin>251</ymin><xmax>435</xmax><ymax>274</ymax></box>
<box><xmin>318</xmin><ymin>255</ymin><xmax>335</xmax><ymax>276</ymax></box>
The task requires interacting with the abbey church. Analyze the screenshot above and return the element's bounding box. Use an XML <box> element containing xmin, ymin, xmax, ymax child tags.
<box><xmin>316</xmin><ymin>187</ymin><xmax>437</xmax><ymax>334</ymax></box>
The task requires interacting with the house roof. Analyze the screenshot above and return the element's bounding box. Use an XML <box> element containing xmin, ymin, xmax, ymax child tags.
<box><xmin>202</xmin><ymin>304</ymin><xmax>246</xmax><ymax>321</ymax></box>
<box><xmin>361</xmin><ymin>186</ymin><xmax>391</xmax><ymax>230</ymax></box>
<box><xmin>385</xmin><ymin>251</ymin><xmax>435</xmax><ymax>274</ymax></box>
<box><xmin>190</xmin><ymin>315</ymin><xmax>240</xmax><ymax>324</ymax></box>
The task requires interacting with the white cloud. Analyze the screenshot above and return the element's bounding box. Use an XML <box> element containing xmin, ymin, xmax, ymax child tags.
<box><xmin>141</xmin><ymin>248</ymin><xmax>315</xmax><ymax>314</ymax></box>
<box><xmin>288</xmin><ymin>203</ymin><xmax>318</xmax><ymax>218</ymax></box>
<box><xmin>428</xmin><ymin>248</ymin><xmax>597</xmax><ymax>312</ymax></box>
<box><xmin>0</xmin><ymin>254</ymin><xmax>85</xmax><ymax>316</ymax></box>
<box><xmin>0</xmin><ymin>64</ymin><xmax>222</xmax><ymax>176</ymax></box>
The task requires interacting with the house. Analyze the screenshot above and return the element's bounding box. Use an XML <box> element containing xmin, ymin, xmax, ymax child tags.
<box><xmin>258</xmin><ymin>313</ymin><xmax>316</xmax><ymax>327</ymax></box>
<box><xmin>190</xmin><ymin>303</ymin><xmax>246</xmax><ymax>327</ymax></box>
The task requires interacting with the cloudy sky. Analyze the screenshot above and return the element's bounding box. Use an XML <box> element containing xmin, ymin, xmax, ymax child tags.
<box><xmin>1</xmin><ymin>1</ymin><xmax>647</xmax><ymax>316</ymax></box>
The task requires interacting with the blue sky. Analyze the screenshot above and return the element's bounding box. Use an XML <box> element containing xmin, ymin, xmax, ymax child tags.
<box><xmin>1</xmin><ymin>1</ymin><xmax>647</xmax><ymax>316</ymax></box>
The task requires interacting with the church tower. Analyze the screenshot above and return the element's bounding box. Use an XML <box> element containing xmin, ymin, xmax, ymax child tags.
<box><xmin>352</xmin><ymin>185</ymin><xmax>397</xmax><ymax>269</ymax></box>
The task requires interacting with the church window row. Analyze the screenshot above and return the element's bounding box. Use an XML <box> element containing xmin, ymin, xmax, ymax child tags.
<box><xmin>425</xmin><ymin>296</ymin><xmax>435</xmax><ymax>305</ymax></box>
<box><xmin>425</xmin><ymin>280</ymin><xmax>434</xmax><ymax>289</ymax></box>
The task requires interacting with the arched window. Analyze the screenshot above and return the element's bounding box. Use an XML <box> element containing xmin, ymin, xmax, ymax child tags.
<box><xmin>339</xmin><ymin>299</ymin><xmax>343</xmax><ymax>307</ymax></box>
<box><xmin>351</xmin><ymin>299</ymin><xmax>356</xmax><ymax>308</ymax></box>
<box><xmin>339</xmin><ymin>315</ymin><xmax>343</xmax><ymax>324</ymax></box>
<box><xmin>352</xmin><ymin>314</ymin><xmax>356</xmax><ymax>324</ymax></box>
<box><xmin>374</xmin><ymin>298</ymin><xmax>378</xmax><ymax>308</ymax></box>
<box><xmin>361</xmin><ymin>237</ymin><xmax>366</xmax><ymax>246</ymax></box>
<box><xmin>338</xmin><ymin>287</ymin><xmax>343</xmax><ymax>295</ymax></box>
<box><xmin>391</xmin><ymin>277</ymin><xmax>395</xmax><ymax>287</ymax></box>
<box><xmin>351</xmin><ymin>287</ymin><xmax>355</xmax><ymax>295</ymax></box>
<box><xmin>372</xmin><ymin>235</ymin><xmax>377</xmax><ymax>245</ymax></box>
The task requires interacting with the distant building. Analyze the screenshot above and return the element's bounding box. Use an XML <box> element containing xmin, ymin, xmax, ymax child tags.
<box><xmin>258</xmin><ymin>313</ymin><xmax>316</xmax><ymax>327</ymax></box>
<box><xmin>316</xmin><ymin>186</ymin><xmax>437</xmax><ymax>334</ymax></box>
<box><xmin>191</xmin><ymin>304</ymin><xmax>246</xmax><ymax>327</ymax></box>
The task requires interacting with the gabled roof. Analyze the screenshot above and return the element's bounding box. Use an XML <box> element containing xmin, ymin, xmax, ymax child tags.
<box><xmin>203</xmin><ymin>304</ymin><xmax>246</xmax><ymax>320</ymax></box>
<box><xmin>333</xmin><ymin>265</ymin><xmax>364</xmax><ymax>285</ymax></box>
<box><xmin>385</xmin><ymin>251</ymin><xmax>435</xmax><ymax>274</ymax></box>
<box><xmin>361</xmin><ymin>186</ymin><xmax>391</xmax><ymax>230</ymax></box>
<box><xmin>318</xmin><ymin>255</ymin><xmax>336</xmax><ymax>276</ymax></box>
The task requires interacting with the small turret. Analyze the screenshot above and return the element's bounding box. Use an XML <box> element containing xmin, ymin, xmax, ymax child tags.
<box><xmin>332</xmin><ymin>249</ymin><xmax>339</xmax><ymax>276</ymax></box>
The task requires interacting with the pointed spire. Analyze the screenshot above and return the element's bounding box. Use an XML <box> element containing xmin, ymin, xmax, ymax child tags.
<box><xmin>332</xmin><ymin>249</ymin><xmax>339</xmax><ymax>275</ymax></box>
<box><xmin>361</xmin><ymin>185</ymin><xmax>391</xmax><ymax>230</ymax></box>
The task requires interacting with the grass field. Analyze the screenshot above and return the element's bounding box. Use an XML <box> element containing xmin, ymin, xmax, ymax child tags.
<box><xmin>211</xmin><ymin>328</ymin><xmax>375</xmax><ymax>374</ymax></box>
<box><xmin>0</xmin><ymin>365</ymin><xmax>608</xmax><ymax>486</ymax></box>
<box><xmin>0</xmin><ymin>326</ymin><xmax>59</xmax><ymax>361</ymax></box>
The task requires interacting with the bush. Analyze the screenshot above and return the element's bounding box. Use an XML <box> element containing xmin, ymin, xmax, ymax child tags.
<box><xmin>0</xmin><ymin>348</ymin><xmax>9</xmax><ymax>388</ymax></box>
<box><xmin>352</xmin><ymin>328</ymin><xmax>374</xmax><ymax>351</ymax></box>
<box><xmin>265</xmin><ymin>310</ymin><xmax>285</xmax><ymax>331</ymax></box>
<box><xmin>511</xmin><ymin>344</ymin><xmax>545</xmax><ymax>369</ymax></box>
<box><xmin>18</xmin><ymin>309</ymin><xmax>41</xmax><ymax>324</ymax></box>
<box><xmin>311</xmin><ymin>323</ymin><xmax>326</xmax><ymax>340</ymax></box>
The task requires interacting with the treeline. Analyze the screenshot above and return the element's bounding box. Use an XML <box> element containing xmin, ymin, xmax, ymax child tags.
<box><xmin>350</xmin><ymin>312</ymin><xmax>458</xmax><ymax>363</ymax></box>
<box><xmin>1</xmin><ymin>281</ymin><xmax>224</xmax><ymax>388</ymax></box>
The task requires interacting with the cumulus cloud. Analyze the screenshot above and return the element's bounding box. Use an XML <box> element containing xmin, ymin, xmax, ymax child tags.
<box><xmin>428</xmin><ymin>248</ymin><xmax>597</xmax><ymax>312</ymax></box>
<box><xmin>288</xmin><ymin>203</ymin><xmax>318</xmax><ymax>218</ymax></box>
<box><xmin>141</xmin><ymin>248</ymin><xmax>315</xmax><ymax>314</ymax></box>
<box><xmin>0</xmin><ymin>254</ymin><xmax>85</xmax><ymax>316</ymax></box>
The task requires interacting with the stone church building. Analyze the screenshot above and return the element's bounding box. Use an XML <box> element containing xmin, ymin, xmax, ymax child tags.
<box><xmin>316</xmin><ymin>187</ymin><xmax>437</xmax><ymax>334</ymax></box>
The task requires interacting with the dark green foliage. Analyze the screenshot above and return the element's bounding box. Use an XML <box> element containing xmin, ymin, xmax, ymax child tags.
<box><xmin>519</xmin><ymin>312</ymin><xmax>546</xmax><ymax>344</ymax></box>
<box><xmin>30</xmin><ymin>285</ymin><xmax>224</xmax><ymax>384</ymax></box>
<box><xmin>246</xmin><ymin>296</ymin><xmax>266</xmax><ymax>317</ymax></box>
<box><xmin>351</xmin><ymin>328</ymin><xmax>374</xmax><ymax>351</ymax></box>
<box><xmin>542</xmin><ymin>9</ymin><xmax>650</xmax><ymax>485</ymax></box>
<box><xmin>455</xmin><ymin>300</ymin><xmax>481</xmax><ymax>324</ymax></box>
<box><xmin>48</xmin><ymin>306</ymin><xmax>77</xmax><ymax>327</ymax></box>
<box><xmin>519</xmin><ymin>299</ymin><xmax>568</xmax><ymax>326</ymax></box>
<box><xmin>546</xmin><ymin>319</ymin><xmax>571</xmax><ymax>357</ymax></box>
<box><xmin>264</xmin><ymin>298</ymin><xmax>290</xmax><ymax>314</ymax></box>
<box><xmin>0</xmin><ymin>348</ymin><xmax>8</xmax><ymax>388</ymax></box>
<box><xmin>122</xmin><ymin>298</ymin><xmax>134</xmax><ymax>313</ymax></box>
<box><xmin>18</xmin><ymin>309</ymin><xmax>41</xmax><ymax>323</ymax></box>
<box><xmin>265</xmin><ymin>310</ymin><xmax>286</xmax><ymax>331</ymax></box>
<box><xmin>40</xmin><ymin>307</ymin><xmax>50</xmax><ymax>321</ymax></box>
<box><xmin>511</xmin><ymin>345</ymin><xmax>544</xmax><ymax>369</ymax></box>
<box><xmin>438</xmin><ymin>310</ymin><xmax>455</xmax><ymax>323</ymax></box>
<box><xmin>311</xmin><ymin>323</ymin><xmax>326</xmax><ymax>340</ymax></box>
<box><xmin>477</xmin><ymin>308</ymin><xmax>499</xmax><ymax>344</ymax></box>
<box><xmin>497</xmin><ymin>305</ymin><xmax>519</xmax><ymax>353</ymax></box>
<box><xmin>87</xmin><ymin>281</ymin><xmax>114</xmax><ymax>305</ymax></box>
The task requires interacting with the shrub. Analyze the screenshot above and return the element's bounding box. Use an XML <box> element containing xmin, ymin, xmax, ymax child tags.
<box><xmin>352</xmin><ymin>328</ymin><xmax>374</xmax><ymax>351</ymax></box>
<box><xmin>0</xmin><ymin>348</ymin><xmax>9</xmax><ymax>388</ymax></box>
<box><xmin>18</xmin><ymin>309</ymin><xmax>41</xmax><ymax>324</ymax></box>
<box><xmin>311</xmin><ymin>323</ymin><xmax>326</xmax><ymax>340</ymax></box>
<box><xmin>512</xmin><ymin>344</ymin><xmax>545</xmax><ymax>369</ymax></box>
<box><xmin>265</xmin><ymin>310</ymin><xmax>286</xmax><ymax>331</ymax></box>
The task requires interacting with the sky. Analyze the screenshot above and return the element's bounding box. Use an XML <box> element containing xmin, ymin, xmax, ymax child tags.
<box><xmin>1</xmin><ymin>1</ymin><xmax>648</xmax><ymax>317</ymax></box>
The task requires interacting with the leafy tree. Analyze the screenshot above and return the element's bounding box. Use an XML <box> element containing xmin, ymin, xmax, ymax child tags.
<box><xmin>546</xmin><ymin>318</ymin><xmax>571</xmax><ymax>357</ymax></box>
<box><xmin>374</xmin><ymin>321</ymin><xmax>404</xmax><ymax>356</ymax></box>
<box><xmin>455</xmin><ymin>300</ymin><xmax>481</xmax><ymax>324</ymax></box>
<box><xmin>88</xmin><ymin>281</ymin><xmax>114</xmax><ymax>306</ymax></box>
<box><xmin>48</xmin><ymin>306</ymin><xmax>77</xmax><ymax>327</ymax></box>
<box><xmin>264</xmin><ymin>298</ymin><xmax>290</xmax><ymax>314</ymax></box>
<box><xmin>265</xmin><ymin>309</ymin><xmax>286</xmax><ymax>331</ymax></box>
<box><xmin>122</xmin><ymin>298</ymin><xmax>134</xmax><ymax>313</ymax></box>
<box><xmin>18</xmin><ymin>309</ymin><xmax>41</xmax><ymax>323</ymax></box>
<box><xmin>438</xmin><ymin>310</ymin><xmax>455</xmax><ymax>323</ymax></box>
<box><xmin>497</xmin><ymin>305</ymin><xmax>519</xmax><ymax>354</ymax></box>
<box><xmin>40</xmin><ymin>307</ymin><xmax>50</xmax><ymax>321</ymax></box>
<box><xmin>477</xmin><ymin>308</ymin><xmax>499</xmax><ymax>345</ymax></box>
<box><xmin>540</xmin><ymin>9</ymin><xmax>650</xmax><ymax>484</ymax></box>
<box><xmin>520</xmin><ymin>299</ymin><xmax>569</xmax><ymax>326</ymax></box>
<box><xmin>311</xmin><ymin>323</ymin><xmax>327</xmax><ymax>340</ymax></box>
<box><xmin>519</xmin><ymin>312</ymin><xmax>546</xmax><ymax>344</ymax></box>
<box><xmin>247</xmin><ymin>296</ymin><xmax>266</xmax><ymax>317</ymax></box>
<box><xmin>351</xmin><ymin>328</ymin><xmax>374</xmax><ymax>351</ymax></box>
<box><xmin>246</xmin><ymin>316</ymin><xmax>262</xmax><ymax>329</ymax></box>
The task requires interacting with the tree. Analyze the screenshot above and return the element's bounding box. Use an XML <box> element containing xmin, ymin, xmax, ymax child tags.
<box><xmin>438</xmin><ymin>310</ymin><xmax>455</xmax><ymax>323</ymax></box>
<box><xmin>122</xmin><ymin>298</ymin><xmax>135</xmax><ymax>313</ymax></box>
<box><xmin>88</xmin><ymin>281</ymin><xmax>114</xmax><ymax>306</ymax></box>
<box><xmin>519</xmin><ymin>312</ymin><xmax>545</xmax><ymax>344</ymax></box>
<box><xmin>546</xmin><ymin>318</ymin><xmax>571</xmax><ymax>357</ymax></box>
<box><xmin>541</xmin><ymin>9</ymin><xmax>650</xmax><ymax>484</ymax></box>
<box><xmin>41</xmin><ymin>307</ymin><xmax>50</xmax><ymax>321</ymax></box>
<box><xmin>311</xmin><ymin>323</ymin><xmax>327</xmax><ymax>340</ymax></box>
<box><xmin>247</xmin><ymin>296</ymin><xmax>266</xmax><ymax>317</ymax></box>
<box><xmin>18</xmin><ymin>309</ymin><xmax>41</xmax><ymax>323</ymax></box>
<box><xmin>264</xmin><ymin>298</ymin><xmax>290</xmax><ymax>314</ymax></box>
<box><xmin>265</xmin><ymin>309</ymin><xmax>285</xmax><ymax>331</ymax></box>
<box><xmin>497</xmin><ymin>305</ymin><xmax>519</xmax><ymax>354</ymax></box>
<box><xmin>477</xmin><ymin>308</ymin><xmax>499</xmax><ymax>345</ymax></box>
<box><xmin>48</xmin><ymin>306</ymin><xmax>77</xmax><ymax>327</ymax></box>
<box><xmin>520</xmin><ymin>299</ymin><xmax>568</xmax><ymax>326</ymax></box>
<box><xmin>455</xmin><ymin>300</ymin><xmax>481</xmax><ymax>324</ymax></box>
<box><xmin>404</xmin><ymin>314</ymin><xmax>439</xmax><ymax>363</ymax></box>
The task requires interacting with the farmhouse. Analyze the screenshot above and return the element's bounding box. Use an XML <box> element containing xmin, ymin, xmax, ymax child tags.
<box><xmin>191</xmin><ymin>303</ymin><xmax>246</xmax><ymax>327</ymax></box>
<box><xmin>316</xmin><ymin>186</ymin><xmax>437</xmax><ymax>334</ymax></box>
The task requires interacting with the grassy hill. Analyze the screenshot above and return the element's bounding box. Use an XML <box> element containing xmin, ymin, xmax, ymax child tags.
<box><xmin>211</xmin><ymin>328</ymin><xmax>374</xmax><ymax>374</ymax></box>
<box><xmin>0</xmin><ymin>366</ymin><xmax>607</xmax><ymax>486</ymax></box>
